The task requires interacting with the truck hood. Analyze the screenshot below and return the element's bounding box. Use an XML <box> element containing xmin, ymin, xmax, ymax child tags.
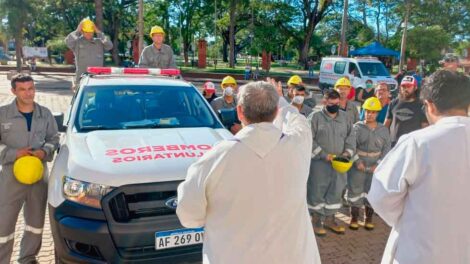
<box><xmin>66</xmin><ymin>128</ymin><xmax>232</xmax><ymax>186</ymax></box>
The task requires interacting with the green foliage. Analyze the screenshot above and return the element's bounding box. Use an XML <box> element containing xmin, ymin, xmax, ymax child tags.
<box><xmin>46</xmin><ymin>37</ymin><xmax>68</xmax><ymax>54</ymax></box>
<box><xmin>407</xmin><ymin>26</ymin><xmax>450</xmax><ymax>63</ymax></box>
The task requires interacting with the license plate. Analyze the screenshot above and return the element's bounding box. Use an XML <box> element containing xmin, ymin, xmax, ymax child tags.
<box><xmin>155</xmin><ymin>227</ymin><xmax>204</xmax><ymax>250</ymax></box>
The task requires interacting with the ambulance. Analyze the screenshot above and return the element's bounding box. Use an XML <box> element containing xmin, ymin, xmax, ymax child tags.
<box><xmin>319</xmin><ymin>56</ymin><xmax>398</xmax><ymax>94</ymax></box>
<box><xmin>49</xmin><ymin>67</ymin><xmax>232</xmax><ymax>263</ymax></box>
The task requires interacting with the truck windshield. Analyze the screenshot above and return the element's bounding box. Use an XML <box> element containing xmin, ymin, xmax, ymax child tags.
<box><xmin>75</xmin><ymin>85</ymin><xmax>222</xmax><ymax>132</ymax></box>
<box><xmin>358</xmin><ymin>62</ymin><xmax>390</xmax><ymax>77</ymax></box>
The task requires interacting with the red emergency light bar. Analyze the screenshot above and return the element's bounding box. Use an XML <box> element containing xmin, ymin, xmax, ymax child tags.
<box><xmin>87</xmin><ymin>67</ymin><xmax>180</xmax><ymax>76</ymax></box>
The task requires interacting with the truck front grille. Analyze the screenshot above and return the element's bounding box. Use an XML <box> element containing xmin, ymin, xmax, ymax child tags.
<box><xmin>105</xmin><ymin>181</ymin><xmax>180</xmax><ymax>223</ymax></box>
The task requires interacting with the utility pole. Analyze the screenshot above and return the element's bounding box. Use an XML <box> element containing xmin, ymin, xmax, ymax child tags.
<box><xmin>138</xmin><ymin>0</ymin><xmax>144</xmax><ymax>57</ymax></box>
<box><xmin>399</xmin><ymin>1</ymin><xmax>410</xmax><ymax>71</ymax></box>
<box><xmin>339</xmin><ymin>0</ymin><xmax>349</xmax><ymax>57</ymax></box>
<box><xmin>214</xmin><ymin>0</ymin><xmax>217</xmax><ymax>69</ymax></box>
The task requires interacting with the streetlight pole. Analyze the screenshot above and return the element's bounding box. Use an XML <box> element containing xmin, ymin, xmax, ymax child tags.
<box><xmin>399</xmin><ymin>1</ymin><xmax>410</xmax><ymax>72</ymax></box>
<box><xmin>138</xmin><ymin>0</ymin><xmax>144</xmax><ymax>58</ymax></box>
<box><xmin>339</xmin><ymin>0</ymin><xmax>349</xmax><ymax>57</ymax></box>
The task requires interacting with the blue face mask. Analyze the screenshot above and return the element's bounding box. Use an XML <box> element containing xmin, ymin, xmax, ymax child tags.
<box><xmin>366</xmin><ymin>83</ymin><xmax>374</xmax><ymax>89</ymax></box>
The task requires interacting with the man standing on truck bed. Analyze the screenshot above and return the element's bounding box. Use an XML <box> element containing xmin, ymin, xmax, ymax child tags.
<box><xmin>139</xmin><ymin>26</ymin><xmax>177</xmax><ymax>69</ymax></box>
<box><xmin>0</xmin><ymin>74</ymin><xmax>59</xmax><ymax>264</ymax></box>
<box><xmin>65</xmin><ymin>18</ymin><xmax>113</xmax><ymax>89</ymax></box>
<box><xmin>177</xmin><ymin>81</ymin><xmax>321</xmax><ymax>264</ymax></box>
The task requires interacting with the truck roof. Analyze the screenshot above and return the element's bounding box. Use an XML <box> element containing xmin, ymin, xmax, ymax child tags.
<box><xmin>82</xmin><ymin>75</ymin><xmax>193</xmax><ymax>87</ymax></box>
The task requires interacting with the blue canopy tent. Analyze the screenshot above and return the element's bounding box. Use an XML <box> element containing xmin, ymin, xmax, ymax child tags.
<box><xmin>349</xmin><ymin>41</ymin><xmax>400</xmax><ymax>58</ymax></box>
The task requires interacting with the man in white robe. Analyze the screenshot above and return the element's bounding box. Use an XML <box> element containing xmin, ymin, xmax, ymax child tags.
<box><xmin>368</xmin><ymin>70</ymin><xmax>470</xmax><ymax>264</ymax></box>
<box><xmin>177</xmin><ymin>81</ymin><xmax>321</xmax><ymax>264</ymax></box>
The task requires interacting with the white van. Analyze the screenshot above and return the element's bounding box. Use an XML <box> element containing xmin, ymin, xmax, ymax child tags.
<box><xmin>319</xmin><ymin>56</ymin><xmax>398</xmax><ymax>94</ymax></box>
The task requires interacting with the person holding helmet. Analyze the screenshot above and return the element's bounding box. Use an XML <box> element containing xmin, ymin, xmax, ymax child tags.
<box><xmin>139</xmin><ymin>26</ymin><xmax>176</xmax><ymax>69</ymax></box>
<box><xmin>335</xmin><ymin>77</ymin><xmax>359</xmax><ymax>124</ymax></box>
<box><xmin>384</xmin><ymin>75</ymin><xmax>428</xmax><ymax>147</ymax></box>
<box><xmin>211</xmin><ymin>76</ymin><xmax>242</xmax><ymax>134</ymax></box>
<box><xmin>307</xmin><ymin>89</ymin><xmax>355</xmax><ymax>236</ymax></box>
<box><xmin>347</xmin><ymin>97</ymin><xmax>391</xmax><ymax>231</ymax></box>
<box><xmin>0</xmin><ymin>74</ymin><xmax>59</xmax><ymax>263</ymax></box>
<box><xmin>202</xmin><ymin>81</ymin><xmax>217</xmax><ymax>103</ymax></box>
<box><xmin>65</xmin><ymin>18</ymin><xmax>113</xmax><ymax>88</ymax></box>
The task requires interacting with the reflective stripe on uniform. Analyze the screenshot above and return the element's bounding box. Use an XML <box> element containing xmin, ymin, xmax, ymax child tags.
<box><xmin>0</xmin><ymin>233</ymin><xmax>15</xmax><ymax>244</ymax></box>
<box><xmin>356</xmin><ymin>150</ymin><xmax>381</xmax><ymax>158</ymax></box>
<box><xmin>308</xmin><ymin>203</ymin><xmax>325</xmax><ymax>210</ymax></box>
<box><xmin>348</xmin><ymin>193</ymin><xmax>367</xmax><ymax>202</ymax></box>
<box><xmin>311</xmin><ymin>147</ymin><xmax>322</xmax><ymax>158</ymax></box>
<box><xmin>324</xmin><ymin>203</ymin><xmax>342</xmax><ymax>210</ymax></box>
<box><xmin>43</xmin><ymin>143</ymin><xmax>55</xmax><ymax>151</ymax></box>
<box><xmin>351</xmin><ymin>154</ymin><xmax>359</xmax><ymax>162</ymax></box>
<box><xmin>24</xmin><ymin>225</ymin><xmax>43</xmax><ymax>235</ymax></box>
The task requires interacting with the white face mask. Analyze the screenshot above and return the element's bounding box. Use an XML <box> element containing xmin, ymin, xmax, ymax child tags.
<box><xmin>224</xmin><ymin>87</ymin><xmax>234</xmax><ymax>96</ymax></box>
<box><xmin>292</xmin><ymin>95</ymin><xmax>305</xmax><ymax>105</ymax></box>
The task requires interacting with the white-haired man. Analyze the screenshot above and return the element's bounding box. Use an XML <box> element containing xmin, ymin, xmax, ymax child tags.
<box><xmin>177</xmin><ymin>81</ymin><xmax>321</xmax><ymax>264</ymax></box>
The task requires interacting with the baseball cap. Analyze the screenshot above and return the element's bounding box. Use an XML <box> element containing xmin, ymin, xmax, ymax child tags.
<box><xmin>400</xmin><ymin>76</ymin><xmax>417</xmax><ymax>87</ymax></box>
<box><xmin>203</xmin><ymin>82</ymin><xmax>216</xmax><ymax>92</ymax></box>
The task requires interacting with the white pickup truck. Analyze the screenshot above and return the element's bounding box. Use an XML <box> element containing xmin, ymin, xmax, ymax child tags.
<box><xmin>49</xmin><ymin>67</ymin><xmax>232</xmax><ymax>263</ymax></box>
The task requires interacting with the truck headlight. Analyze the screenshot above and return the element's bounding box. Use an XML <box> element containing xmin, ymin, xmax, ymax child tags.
<box><xmin>63</xmin><ymin>176</ymin><xmax>114</xmax><ymax>209</ymax></box>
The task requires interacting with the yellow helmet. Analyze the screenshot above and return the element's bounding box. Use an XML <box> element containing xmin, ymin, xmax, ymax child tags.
<box><xmin>221</xmin><ymin>76</ymin><xmax>237</xmax><ymax>88</ymax></box>
<box><xmin>13</xmin><ymin>156</ymin><xmax>44</xmax><ymax>185</ymax></box>
<box><xmin>334</xmin><ymin>77</ymin><xmax>351</xmax><ymax>89</ymax></box>
<box><xmin>149</xmin><ymin>26</ymin><xmax>165</xmax><ymax>38</ymax></box>
<box><xmin>82</xmin><ymin>18</ymin><xmax>95</xmax><ymax>33</ymax></box>
<box><xmin>331</xmin><ymin>156</ymin><xmax>353</xmax><ymax>174</ymax></box>
<box><xmin>362</xmin><ymin>97</ymin><xmax>382</xmax><ymax>111</ymax></box>
<box><xmin>287</xmin><ymin>75</ymin><xmax>302</xmax><ymax>86</ymax></box>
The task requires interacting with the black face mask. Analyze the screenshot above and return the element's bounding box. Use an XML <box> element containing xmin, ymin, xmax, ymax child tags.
<box><xmin>326</xmin><ymin>104</ymin><xmax>340</xmax><ymax>114</ymax></box>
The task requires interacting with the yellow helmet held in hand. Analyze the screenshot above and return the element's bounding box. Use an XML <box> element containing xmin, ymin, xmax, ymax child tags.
<box><xmin>13</xmin><ymin>156</ymin><xmax>44</xmax><ymax>185</ymax></box>
<box><xmin>82</xmin><ymin>18</ymin><xmax>95</xmax><ymax>33</ymax></box>
<box><xmin>362</xmin><ymin>97</ymin><xmax>382</xmax><ymax>111</ymax></box>
<box><xmin>287</xmin><ymin>75</ymin><xmax>302</xmax><ymax>86</ymax></box>
<box><xmin>331</xmin><ymin>156</ymin><xmax>353</xmax><ymax>174</ymax></box>
<box><xmin>334</xmin><ymin>77</ymin><xmax>351</xmax><ymax>89</ymax></box>
<box><xmin>149</xmin><ymin>26</ymin><xmax>165</xmax><ymax>38</ymax></box>
<box><xmin>221</xmin><ymin>76</ymin><xmax>237</xmax><ymax>88</ymax></box>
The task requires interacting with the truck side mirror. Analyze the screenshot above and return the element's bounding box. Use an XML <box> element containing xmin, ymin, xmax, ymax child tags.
<box><xmin>53</xmin><ymin>112</ymin><xmax>67</xmax><ymax>133</ymax></box>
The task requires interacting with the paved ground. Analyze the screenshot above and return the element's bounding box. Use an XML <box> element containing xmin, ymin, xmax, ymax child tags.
<box><xmin>0</xmin><ymin>73</ymin><xmax>390</xmax><ymax>264</ymax></box>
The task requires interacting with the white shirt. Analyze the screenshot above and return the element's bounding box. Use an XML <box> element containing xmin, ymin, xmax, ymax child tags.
<box><xmin>368</xmin><ymin>116</ymin><xmax>470</xmax><ymax>264</ymax></box>
<box><xmin>177</xmin><ymin>102</ymin><xmax>321</xmax><ymax>264</ymax></box>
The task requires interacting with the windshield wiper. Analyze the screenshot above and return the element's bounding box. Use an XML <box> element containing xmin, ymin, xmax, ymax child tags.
<box><xmin>79</xmin><ymin>125</ymin><xmax>115</xmax><ymax>131</ymax></box>
<box><xmin>122</xmin><ymin>120</ymin><xmax>177</xmax><ymax>129</ymax></box>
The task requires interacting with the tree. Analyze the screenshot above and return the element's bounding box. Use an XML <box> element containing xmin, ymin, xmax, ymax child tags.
<box><xmin>95</xmin><ymin>0</ymin><xmax>104</xmax><ymax>29</ymax></box>
<box><xmin>407</xmin><ymin>25</ymin><xmax>450</xmax><ymax>65</ymax></box>
<box><xmin>0</xmin><ymin>0</ymin><xmax>37</xmax><ymax>70</ymax></box>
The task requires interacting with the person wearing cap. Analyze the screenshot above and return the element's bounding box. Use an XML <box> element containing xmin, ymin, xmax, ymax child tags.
<box><xmin>0</xmin><ymin>74</ymin><xmax>59</xmax><ymax>263</ymax></box>
<box><xmin>291</xmin><ymin>85</ymin><xmax>313</xmax><ymax>117</ymax></box>
<box><xmin>335</xmin><ymin>77</ymin><xmax>359</xmax><ymax>124</ymax></box>
<box><xmin>347</xmin><ymin>97</ymin><xmax>391</xmax><ymax>231</ymax></box>
<box><xmin>359</xmin><ymin>82</ymin><xmax>391</xmax><ymax>124</ymax></box>
<box><xmin>384</xmin><ymin>75</ymin><xmax>428</xmax><ymax>147</ymax></box>
<box><xmin>369</xmin><ymin>70</ymin><xmax>470</xmax><ymax>264</ymax></box>
<box><xmin>202</xmin><ymin>81</ymin><xmax>217</xmax><ymax>103</ymax></box>
<box><xmin>65</xmin><ymin>18</ymin><xmax>113</xmax><ymax>88</ymax></box>
<box><xmin>307</xmin><ymin>89</ymin><xmax>355</xmax><ymax>236</ymax></box>
<box><xmin>211</xmin><ymin>76</ymin><xmax>242</xmax><ymax>134</ymax></box>
<box><xmin>177</xmin><ymin>81</ymin><xmax>321</xmax><ymax>264</ymax></box>
<box><xmin>139</xmin><ymin>26</ymin><xmax>176</xmax><ymax>69</ymax></box>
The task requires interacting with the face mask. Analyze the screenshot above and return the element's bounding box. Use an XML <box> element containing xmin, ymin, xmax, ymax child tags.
<box><xmin>224</xmin><ymin>87</ymin><xmax>234</xmax><ymax>97</ymax></box>
<box><xmin>366</xmin><ymin>83</ymin><xmax>373</xmax><ymax>89</ymax></box>
<box><xmin>292</xmin><ymin>95</ymin><xmax>305</xmax><ymax>105</ymax></box>
<box><xmin>326</xmin><ymin>104</ymin><xmax>340</xmax><ymax>114</ymax></box>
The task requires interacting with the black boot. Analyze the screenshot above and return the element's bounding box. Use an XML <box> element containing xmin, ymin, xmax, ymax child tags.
<box><xmin>349</xmin><ymin>206</ymin><xmax>360</xmax><ymax>230</ymax></box>
<box><xmin>365</xmin><ymin>206</ymin><xmax>375</xmax><ymax>230</ymax></box>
